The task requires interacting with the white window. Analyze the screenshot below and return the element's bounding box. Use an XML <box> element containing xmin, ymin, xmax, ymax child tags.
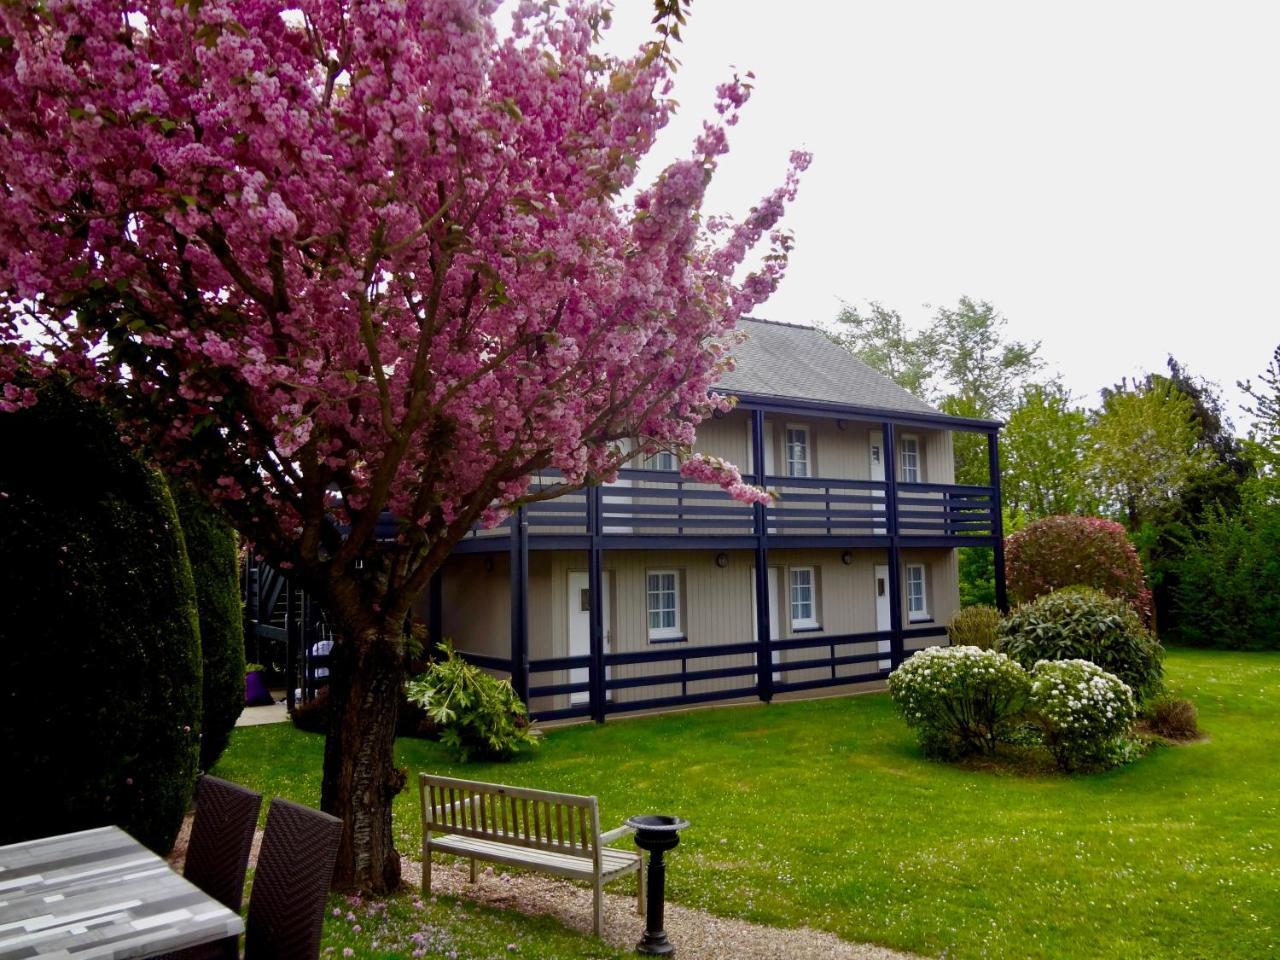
<box><xmin>643</xmin><ymin>449</ymin><xmax>677</xmax><ymax>471</ymax></box>
<box><xmin>906</xmin><ymin>564</ymin><xmax>929</xmax><ymax>621</ymax></box>
<box><xmin>785</xmin><ymin>425</ymin><xmax>810</xmax><ymax>478</ymax></box>
<box><xmin>900</xmin><ymin>434</ymin><xmax>920</xmax><ymax>484</ymax></box>
<box><xmin>789</xmin><ymin>567</ymin><xmax>819</xmax><ymax>629</ymax></box>
<box><xmin>646</xmin><ymin>570</ymin><xmax>682</xmax><ymax>640</ymax></box>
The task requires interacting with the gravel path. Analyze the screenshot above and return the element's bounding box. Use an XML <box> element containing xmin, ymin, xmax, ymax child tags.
<box><xmin>170</xmin><ymin>815</ymin><xmax>921</xmax><ymax>960</ymax></box>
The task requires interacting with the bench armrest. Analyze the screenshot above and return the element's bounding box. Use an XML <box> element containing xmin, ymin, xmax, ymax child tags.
<box><xmin>600</xmin><ymin>823</ymin><xmax>635</xmax><ymax>846</ymax></box>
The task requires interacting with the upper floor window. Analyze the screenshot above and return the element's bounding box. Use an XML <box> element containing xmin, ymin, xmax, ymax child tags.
<box><xmin>785</xmin><ymin>425</ymin><xmax>810</xmax><ymax>478</ymax></box>
<box><xmin>900</xmin><ymin>434</ymin><xmax>920</xmax><ymax>483</ymax></box>
<box><xmin>646</xmin><ymin>570</ymin><xmax>682</xmax><ymax>640</ymax></box>
<box><xmin>906</xmin><ymin>563</ymin><xmax>929</xmax><ymax>621</ymax></box>
<box><xmin>643</xmin><ymin>450</ymin><xmax>678</xmax><ymax>471</ymax></box>
<box><xmin>789</xmin><ymin>566</ymin><xmax>819</xmax><ymax>629</ymax></box>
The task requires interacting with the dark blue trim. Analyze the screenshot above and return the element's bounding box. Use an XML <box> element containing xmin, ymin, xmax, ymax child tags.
<box><xmin>731</xmin><ymin>392</ymin><xmax>1003</xmax><ymax>433</ymax></box>
<box><xmin>648</xmin><ymin>635</ymin><xmax>689</xmax><ymax>645</ymax></box>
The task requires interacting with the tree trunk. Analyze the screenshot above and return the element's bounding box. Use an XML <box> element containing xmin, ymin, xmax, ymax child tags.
<box><xmin>320</xmin><ymin>629</ymin><xmax>407</xmax><ymax>893</ymax></box>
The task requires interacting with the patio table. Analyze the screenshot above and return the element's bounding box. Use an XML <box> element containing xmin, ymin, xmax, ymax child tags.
<box><xmin>0</xmin><ymin>825</ymin><xmax>244</xmax><ymax>959</ymax></box>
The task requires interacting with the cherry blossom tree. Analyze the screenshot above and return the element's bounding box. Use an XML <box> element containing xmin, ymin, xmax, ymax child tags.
<box><xmin>0</xmin><ymin>0</ymin><xmax>807</xmax><ymax>890</ymax></box>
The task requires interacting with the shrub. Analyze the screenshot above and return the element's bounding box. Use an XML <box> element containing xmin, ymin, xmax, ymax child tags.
<box><xmin>174</xmin><ymin>485</ymin><xmax>246</xmax><ymax>770</ymax></box>
<box><xmin>887</xmin><ymin>646</ymin><xmax>1031</xmax><ymax>759</ymax></box>
<box><xmin>1005</xmin><ymin>515</ymin><xmax>1153</xmax><ymax>624</ymax></box>
<box><xmin>1000</xmin><ymin>587</ymin><xmax>1164</xmax><ymax>701</ymax></box>
<box><xmin>0</xmin><ymin>378</ymin><xmax>202</xmax><ymax>854</ymax></box>
<box><xmin>947</xmin><ymin>604</ymin><xmax>1001</xmax><ymax>649</ymax></box>
<box><xmin>1142</xmin><ymin>694</ymin><xmax>1200</xmax><ymax>740</ymax></box>
<box><xmin>1028</xmin><ymin>660</ymin><xmax>1136</xmax><ymax>771</ymax></box>
<box><xmin>405</xmin><ymin>642</ymin><xmax>536</xmax><ymax>761</ymax></box>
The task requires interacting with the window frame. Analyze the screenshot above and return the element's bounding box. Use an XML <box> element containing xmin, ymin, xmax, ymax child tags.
<box><xmin>905</xmin><ymin>563</ymin><xmax>929</xmax><ymax>622</ymax></box>
<box><xmin>788</xmin><ymin>566</ymin><xmax>820</xmax><ymax>630</ymax></box>
<box><xmin>784</xmin><ymin>423</ymin><xmax>811</xmax><ymax>478</ymax></box>
<box><xmin>642</xmin><ymin>449</ymin><xmax>678</xmax><ymax>472</ymax></box>
<box><xmin>646</xmin><ymin>569</ymin><xmax>683</xmax><ymax>641</ymax></box>
<box><xmin>900</xmin><ymin>433</ymin><xmax>921</xmax><ymax>484</ymax></box>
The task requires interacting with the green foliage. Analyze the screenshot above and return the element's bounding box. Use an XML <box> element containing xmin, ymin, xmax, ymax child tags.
<box><xmin>1000</xmin><ymin>587</ymin><xmax>1164</xmax><ymax>702</ymax></box>
<box><xmin>1142</xmin><ymin>694</ymin><xmax>1200</xmax><ymax>741</ymax></box>
<box><xmin>0</xmin><ymin>379</ymin><xmax>201</xmax><ymax>853</ymax></box>
<box><xmin>1238</xmin><ymin>342</ymin><xmax>1280</xmax><ymax>448</ymax></box>
<box><xmin>1002</xmin><ymin>382</ymin><xmax>1094</xmax><ymax>523</ymax></box>
<box><xmin>404</xmin><ymin>642</ymin><xmax>536</xmax><ymax>762</ymax></box>
<box><xmin>1005</xmin><ymin>514</ymin><xmax>1152</xmax><ymax>623</ymax></box>
<box><xmin>174</xmin><ymin>484</ymin><xmax>245</xmax><ymax>770</ymax></box>
<box><xmin>887</xmin><ymin>646</ymin><xmax>1030</xmax><ymax>758</ymax></box>
<box><xmin>947</xmin><ymin>604</ymin><xmax>1001</xmax><ymax>649</ymax></box>
<box><xmin>957</xmin><ymin>545</ymin><xmax>997</xmax><ymax>608</ymax></box>
<box><xmin>1086</xmin><ymin>378</ymin><xmax>1210</xmax><ymax>528</ymax></box>
<box><xmin>1164</xmin><ymin>481</ymin><xmax>1280</xmax><ymax>649</ymax></box>
<box><xmin>1028</xmin><ymin>660</ymin><xmax>1137</xmax><ymax>772</ymax></box>
<box><xmin>826</xmin><ymin>301</ymin><xmax>938</xmax><ymax>397</ymax></box>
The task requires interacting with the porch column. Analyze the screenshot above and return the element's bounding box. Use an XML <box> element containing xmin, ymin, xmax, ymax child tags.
<box><xmin>587</xmin><ymin>486</ymin><xmax>607</xmax><ymax>723</ymax></box>
<box><xmin>751</xmin><ymin>408</ymin><xmax>774</xmax><ymax>703</ymax></box>
<box><xmin>284</xmin><ymin>578</ymin><xmax>296</xmax><ymax>711</ymax></box>
<box><xmin>883</xmin><ymin>421</ymin><xmax>905</xmax><ymax>670</ymax></box>
<box><xmin>509</xmin><ymin>507</ymin><xmax>529</xmax><ymax>703</ymax></box>
<box><xmin>988</xmin><ymin>430</ymin><xmax>1009</xmax><ymax>613</ymax></box>
<box><xmin>428</xmin><ymin>569</ymin><xmax>443</xmax><ymax>647</ymax></box>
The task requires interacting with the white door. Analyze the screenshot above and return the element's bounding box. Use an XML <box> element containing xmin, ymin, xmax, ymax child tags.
<box><xmin>568</xmin><ymin>571</ymin><xmax>611</xmax><ymax>704</ymax></box>
<box><xmin>874</xmin><ymin>564</ymin><xmax>891</xmax><ymax>670</ymax></box>
<box><xmin>751</xmin><ymin>567</ymin><xmax>782</xmax><ymax>681</ymax></box>
<box><xmin>869</xmin><ymin>430</ymin><xmax>886</xmax><ymax>534</ymax></box>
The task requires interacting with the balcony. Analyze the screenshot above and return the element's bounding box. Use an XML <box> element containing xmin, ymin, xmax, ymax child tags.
<box><xmin>459</xmin><ymin>467</ymin><xmax>999</xmax><ymax>549</ymax></box>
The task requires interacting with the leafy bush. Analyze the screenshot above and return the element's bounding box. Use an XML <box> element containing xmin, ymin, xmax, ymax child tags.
<box><xmin>887</xmin><ymin>646</ymin><xmax>1031</xmax><ymax>759</ymax></box>
<box><xmin>947</xmin><ymin>604</ymin><xmax>1001</xmax><ymax>649</ymax></box>
<box><xmin>1028</xmin><ymin>660</ymin><xmax>1136</xmax><ymax>771</ymax></box>
<box><xmin>1005</xmin><ymin>515</ymin><xmax>1153</xmax><ymax>624</ymax></box>
<box><xmin>1164</xmin><ymin>494</ymin><xmax>1280</xmax><ymax>649</ymax></box>
<box><xmin>1142</xmin><ymin>694</ymin><xmax>1200</xmax><ymax>740</ymax></box>
<box><xmin>405</xmin><ymin>643</ymin><xmax>536</xmax><ymax>761</ymax></box>
<box><xmin>1000</xmin><ymin>587</ymin><xmax>1164</xmax><ymax>701</ymax></box>
<box><xmin>0</xmin><ymin>378</ymin><xmax>202</xmax><ymax>853</ymax></box>
<box><xmin>174</xmin><ymin>485</ymin><xmax>246</xmax><ymax>770</ymax></box>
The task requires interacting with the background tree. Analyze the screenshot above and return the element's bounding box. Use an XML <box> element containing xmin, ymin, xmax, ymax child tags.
<box><xmin>827</xmin><ymin>301</ymin><xmax>937</xmax><ymax>396</ymax></box>
<box><xmin>0</xmin><ymin>0</ymin><xmax>805</xmax><ymax>890</ymax></box>
<box><xmin>0</xmin><ymin>378</ymin><xmax>201</xmax><ymax>853</ymax></box>
<box><xmin>174</xmin><ymin>484</ymin><xmax>246</xmax><ymax>771</ymax></box>
<box><xmin>1001</xmin><ymin>381</ymin><xmax>1093</xmax><ymax>524</ymax></box>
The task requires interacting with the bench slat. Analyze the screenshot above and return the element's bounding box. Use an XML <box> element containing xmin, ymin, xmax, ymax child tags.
<box><xmin>427</xmin><ymin>833</ymin><xmax>640</xmax><ymax>882</ymax></box>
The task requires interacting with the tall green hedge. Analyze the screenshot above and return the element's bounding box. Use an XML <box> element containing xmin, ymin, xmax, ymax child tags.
<box><xmin>0</xmin><ymin>379</ymin><xmax>202</xmax><ymax>853</ymax></box>
<box><xmin>174</xmin><ymin>484</ymin><xmax>245</xmax><ymax>770</ymax></box>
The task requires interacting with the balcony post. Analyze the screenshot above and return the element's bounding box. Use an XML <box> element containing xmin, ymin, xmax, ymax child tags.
<box><xmin>587</xmin><ymin>486</ymin><xmax>607</xmax><ymax>723</ymax></box>
<box><xmin>751</xmin><ymin>408</ymin><xmax>774</xmax><ymax>703</ymax></box>
<box><xmin>509</xmin><ymin>507</ymin><xmax>529</xmax><ymax>704</ymax></box>
<box><xmin>883</xmin><ymin>421</ymin><xmax>905</xmax><ymax>670</ymax></box>
<box><xmin>428</xmin><ymin>569</ymin><xmax>443</xmax><ymax>647</ymax></box>
<box><xmin>988</xmin><ymin>430</ymin><xmax>1008</xmax><ymax>613</ymax></box>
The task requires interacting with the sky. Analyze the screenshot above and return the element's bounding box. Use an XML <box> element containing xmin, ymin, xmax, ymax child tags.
<box><xmin>594</xmin><ymin>0</ymin><xmax>1279</xmax><ymax>430</ymax></box>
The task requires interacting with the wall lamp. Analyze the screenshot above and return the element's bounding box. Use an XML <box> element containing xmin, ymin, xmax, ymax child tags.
<box><xmin>841</xmin><ymin>551</ymin><xmax>854</xmax><ymax>565</ymax></box>
<box><xmin>715</xmin><ymin>552</ymin><xmax>729</xmax><ymax>568</ymax></box>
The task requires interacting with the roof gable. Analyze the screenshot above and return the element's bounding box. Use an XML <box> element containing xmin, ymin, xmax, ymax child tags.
<box><xmin>718</xmin><ymin>318</ymin><xmax>940</xmax><ymax>416</ymax></box>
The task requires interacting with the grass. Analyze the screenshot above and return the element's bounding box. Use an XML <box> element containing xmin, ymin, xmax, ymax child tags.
<box><xmin>217</xmin><ymin>648</ymin><xmax>1280</xmax><ymax>959</ymax></box>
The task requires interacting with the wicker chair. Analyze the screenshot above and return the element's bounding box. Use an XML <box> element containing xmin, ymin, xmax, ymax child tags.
<box><xmin>243</xmin><ymin>798</ymin><xmax>343</xmax><ymax>960</ymax></box>
<box><xmin>161</xmin><ymin>775</ymin><xmax>262</xmax><ymax>960</ymax></box>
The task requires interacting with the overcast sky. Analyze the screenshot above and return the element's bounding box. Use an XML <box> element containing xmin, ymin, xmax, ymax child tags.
<box><xmin>595</xmin><ymin>0</ymin><xmax>1278</xmax><ymax>430</ymax></box>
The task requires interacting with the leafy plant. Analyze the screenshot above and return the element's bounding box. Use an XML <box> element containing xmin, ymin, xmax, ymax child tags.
<box><xmin>887</xmin><ymin>646</ymin><xmax>1031</xmax><ymax>759</ymax></box>
<box><xmin>947</xmin><ymin>604</ymin><xmax>1002</xmax><ymax>649</ymax></box>
<box><xmin>1000</xmin><ymin>587</ymin><xmax>1164</xmax><ymax>702</ymax></box>
<box><xmin>405</xmin><ymin>643</ymin><xmax>536</xmax><ymax>762</ymax></box>
<box><xmin>1142</xmin><ymin>694</ymin><xmax>1200</xmax><ymax>741</ymax></box>
<box><xmin>1005</xmin><ymin>515</ymin><xmax>1153</xmax><ymax>624</ymax></box>
<box><xmin>1028</xmin><ymin>660</ymin><xmax>1137</xmax><ymax>772</ymax></box>
<box><xmin>245</xmin><ymin>663</ymin><xmax>266</xmax><ymax>674</ymax></box>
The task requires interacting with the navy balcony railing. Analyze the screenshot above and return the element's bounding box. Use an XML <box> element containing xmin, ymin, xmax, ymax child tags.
<box><xmin>464</xmin><ymin>469</ymin><xmax>998</xmax><ymax>541</ymax></box>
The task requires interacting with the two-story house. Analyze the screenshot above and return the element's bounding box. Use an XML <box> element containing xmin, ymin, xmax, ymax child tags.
<box><xmin>417</xmin><ymin>318</ymin><xmax>1007</xmax><ymax>723</ymax></box>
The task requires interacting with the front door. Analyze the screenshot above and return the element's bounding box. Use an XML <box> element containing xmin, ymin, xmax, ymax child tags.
<box><xmin>874</xmin><ymin>564</ymin><xmax>891</xmax><ymax>670</ymax></box>
<box><xmin>869</xmin><ymin>430</ymin><xmax>887</xmax><ymax>534</ymax></box>
<box><xmin>568</xmin><ymin>571</ymin><xmax>611</xmax><ymax>705</ymax></box>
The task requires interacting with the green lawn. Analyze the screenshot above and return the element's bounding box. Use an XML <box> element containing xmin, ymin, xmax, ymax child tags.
<box><xmin>217</xmin><ymin>649</ymin><xmax>1280</xmax><ymax>959</ymax></box>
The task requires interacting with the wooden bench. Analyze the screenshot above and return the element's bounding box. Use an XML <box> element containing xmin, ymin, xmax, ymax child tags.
<box><xmin>418</xmin><ymin>773</ymin><xmax>644</xmax><ymax>936</ymax></box>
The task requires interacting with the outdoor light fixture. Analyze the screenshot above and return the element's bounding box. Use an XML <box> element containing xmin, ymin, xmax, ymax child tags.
<box><xmin>836</xmin><ymin>418</ymin><xmax>848</xmax><ymax>431</ymax></box>
<box><xmin>841</xmin><ymin>551</ymin><xmax>854</xmax><ymax>565</ymax></box>
<box><xmin>627</xmin><ymin>814</ymin><xmax>690</xmax><ymax>956</ymax></box>
<box><xmin>483</xmin><ymin>556</ymin><xmax>495</xmax><ymax>573</ymax></box>
<box><xmin>715</xmin><ymin>552</ymin><xmax>729</xmax><ymax>568</ymax></box>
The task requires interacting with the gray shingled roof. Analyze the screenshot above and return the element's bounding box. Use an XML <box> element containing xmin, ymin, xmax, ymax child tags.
<box><xmin>719</xmin><ymin>318</ymin><xmax>940</xmax><ymax>416</ymax></box>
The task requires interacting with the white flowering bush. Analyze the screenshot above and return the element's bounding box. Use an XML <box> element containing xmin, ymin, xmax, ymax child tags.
<box><xmin>887</xmin><ymin>646</ymin><xmax>1031</xmax><ymax>758</ymax></box>
<box><xmin>1028</xmin><ymin>659</ymin><xmax>1137</xmax><ymax>771</ymax></box>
